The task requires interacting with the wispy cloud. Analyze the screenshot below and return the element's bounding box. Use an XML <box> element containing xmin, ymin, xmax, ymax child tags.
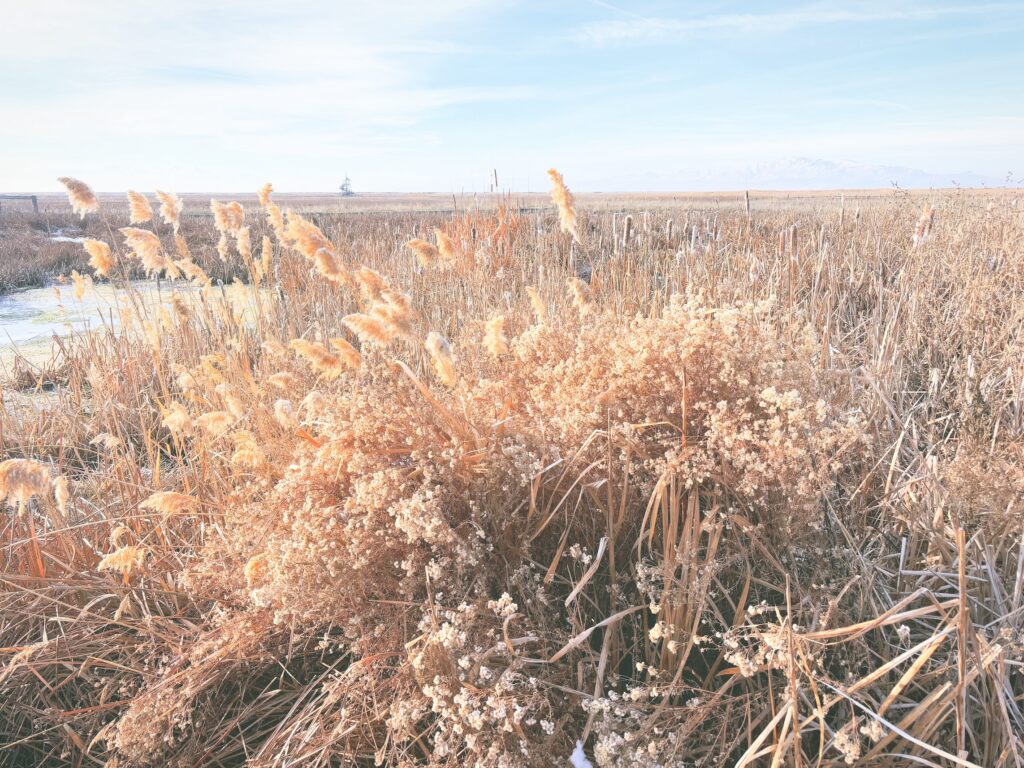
<box><xmin>572</xmin><ymin>4</ymin><xmax>1013</xmax><ymax>45</ymax></box>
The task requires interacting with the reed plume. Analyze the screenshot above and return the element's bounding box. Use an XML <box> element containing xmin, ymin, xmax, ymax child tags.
<box><xmin>370</xmin><ymin>290</ymin><xmax>414</xmax><ymax>338</ymax></box>
<box><xmin>285</xmin><ymin>212</ymin><xmax>333</xmax><ymax>259</ymax></box>
<box><xmin>57</xmin><ymin>176</ymin><xmax>99</xmax><ymax>217</ymax></box>
<box><xmin>82</xmin><ymin>239</ymin><xmax>115</xmax><ymax>277</ymax></box>
<box><xmin>356</xmin><ymin>266</ymin><xmax>388</xmax><ymax>302</ymax></box>
<box><xmin>425</xmin><ymin>331</ymin><xmax>456</xmax><ymax>386</ymax></box>
<box><xmin>0</xmin><ymin>459</ymin><xmax>52</xmax><ymax>506</ymax></box>
<box><xmin>913</xmin><ymin>203</ymin><xmax>935</xmax><ymax>247</ymax></box>
<box><xmin>434</xmin><ymin>228</ymin><xmax>457</xmax><ymax>265</ymax></box>
<box><xmin>266</xmin><ymin>371</ymin><xmax>298</xmax><ymax>390</ymax></box>
<box><xmin>568</xmin><ymin>276</ymin><xmax>592</xmax><ymax>314</ymax></box>
<box><xmin>155</xmin><ymin>191</ymin><xmax>183</xmax><ymax>231</ymax></box>
<box><xmin>314</xmin><ymin>249</ymin><xmax>348</xmax><ymax>285</ymax></box>
<box><xmin>195</xmin><ymin>411</ymin><xmax>234</xmax><ymax>437</ymax></box>
<box><xmin>483</xmin><ymin>315</ymin><xmax>508</xmax><ymax>358</ymax></box>
<box><xmin>343</xmin><ymin>313</ymin><xmax>392</xmax><ymax>345</ymax></box>
<box><xmin>329</xmin><ymin>338</ymin><xmax>363</xmax><ymax>369</ymax></box>
<box><xmin>235</xmin><ymin>226</ymin><xmax>252</xmax><ymax>261</ymax></box>
<box><xmin>405</xmin><ymin>237</ymin><xmax>439</xmax><ymax>267</ymax></box>
<box><xmin>139</xmin><ymin>491</ymin><xmax>196</xmax><ymax>516</ymax></box>
<box><xmin>97</xmin><ymin>545</ymin><xmax>145</xmax><ymax>576</ymax></box>
<box><xmin>211</xmin><ymin>200</ymin><xmax>245</xmax><ymax>233</ymax></box>
<box><xmin>70</xmin><ymin>270</ymin><xmax>91</xmax><ymax>300</ymax></box>
<box><xmin>175</xmin><ymin>258</ymin><xmax>210</xmax><ymax>285</ymax></box>
<box><xmin>290</xmin><ymin>339</ymin><xmax>347</xmax><ymax>378</ymax></box>
<box><xmin>526</xmin><ymin>286</ymin><xmax>547</xmax><ymax>322</ymax></box>
<box><xmin>260</xmin><ymin>236</ymin><xmax>273</xmax><ymax>281</ymax></box>
<box><xmin>547</xmin><ymin>168</ymin><xmax>579</xmax><ymax>242</ymax></box>
<box><xmin>257</xmin><ymin>182</ymin><xmax>273</xmax><ymax>207</ymax></box>
<box><xmin>126</xmin><ymin>191</ymin><xmax>153</xmax><ymax>224</ymax></box>
<box><xmin>267</xmin><ymin>201</ymin><xmax>286</xmax><ymax>240</ymax></box>
<box><xmin>161</xmin><ymin>402</ymin><xmax>193</xmax><ymax>435</ymax></box>
<box><xmin>120</xmin><ymin>227</ymin><xmax>174</xmax><ymax>277</ymax></box>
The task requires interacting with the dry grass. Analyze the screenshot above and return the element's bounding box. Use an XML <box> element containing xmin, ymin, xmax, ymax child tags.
<box><xmin>0</xmin><ymin>180</ymin><xmax>1021</xmax><ymax>767</ymax></box>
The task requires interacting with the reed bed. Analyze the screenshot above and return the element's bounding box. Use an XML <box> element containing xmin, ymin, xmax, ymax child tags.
<box><xmin>0</xmin><ymin>177</ymin><xmax>1021</xmax><ymax>767</ymax></box>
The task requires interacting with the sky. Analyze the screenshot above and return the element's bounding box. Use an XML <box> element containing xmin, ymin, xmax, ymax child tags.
<box><xmin>1</xmin><ymin>0</ymin><xmax>1023</xmax><ymax>192</ymax></box>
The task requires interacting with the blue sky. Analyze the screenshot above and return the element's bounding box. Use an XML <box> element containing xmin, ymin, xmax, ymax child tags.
<box><xmin>2</xmin><ymin>1</ymin><xmax>1023</xmax><ymax>192</ymax></box>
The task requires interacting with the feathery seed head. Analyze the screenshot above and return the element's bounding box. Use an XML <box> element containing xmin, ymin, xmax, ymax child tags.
<box><xmin>425</xmin><ymin>331</ymin><xmax>457</xmax><ymax>387</ymax></box>
<box><xmin>83</xmin><ymin>239</ymin><xmax>115</xmax><ymax>278</ymax></box>
<box><xmin>58</xmin><ymin>176</ymin><xmax>99</xmax><ymax>218</ymax></box>
<box><xmin>483</xmin><ymin>315</ymin><xmax>508</xmax><ymax>358</ymax></box>
<box><xmin>127</xmin><ymin>191</ymin><xmax>153</xmax><ymax>224</ymax></box>
<box><xmin>547</xmin><ymin>168</ymin><xmax>580</xmax><ymax>242</ymax></box>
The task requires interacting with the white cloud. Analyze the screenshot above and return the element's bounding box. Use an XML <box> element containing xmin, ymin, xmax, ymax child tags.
<box><xmin>571</xmin><ymin>3</ymin><xmax>1015</xmax><ymax>45</ymax></box>
<box><xmin>0</xmin><ymin>0</ymin><xmax>524</xmax><ymax>189</ymax></box>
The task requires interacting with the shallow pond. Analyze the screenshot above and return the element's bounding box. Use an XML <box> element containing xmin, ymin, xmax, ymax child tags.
<box><xmin>0</xmin><ymin>279</ymin><xmax>259</xmax><ymax>371</ymax></box>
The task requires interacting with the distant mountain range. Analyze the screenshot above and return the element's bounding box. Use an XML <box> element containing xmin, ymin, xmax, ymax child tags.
<box><xmin>582</xmin><ymin>157</ymin><xmax>1017</xmax><ymax>192</ymax></box>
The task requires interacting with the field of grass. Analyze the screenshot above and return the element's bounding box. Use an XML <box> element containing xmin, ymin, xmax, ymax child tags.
<box><xmin>0</xmin><ymin>177</ymin><xmax>1021</xmax><ymax>767</ymax></box>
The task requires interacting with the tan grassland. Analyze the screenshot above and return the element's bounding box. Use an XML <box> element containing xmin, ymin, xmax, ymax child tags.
<box><xmin>0</xmin><ymin>177</ymin><xmax>1021</xmax><ymax>767</ymax></box>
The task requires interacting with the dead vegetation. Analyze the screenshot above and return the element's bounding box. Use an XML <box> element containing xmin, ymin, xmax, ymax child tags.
<box><xmin>0</xmin><ymin>178</ymin><xmax>1022</xmax><ymax>767</ymax></box>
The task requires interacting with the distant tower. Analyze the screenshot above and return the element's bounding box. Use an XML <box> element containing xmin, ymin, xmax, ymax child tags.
<box><xmin>339</xmin><ymin>175</ymin><xmax>355</xmax><ymax>197</ymax></box>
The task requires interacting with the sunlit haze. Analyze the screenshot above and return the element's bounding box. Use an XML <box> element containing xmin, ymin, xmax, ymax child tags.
<box><xmin>3</xmin><ymin>0</ymin><xmax>1023</xmax><ymax>192</ymax></box>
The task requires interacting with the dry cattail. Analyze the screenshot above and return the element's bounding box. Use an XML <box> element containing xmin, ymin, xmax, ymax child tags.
<box><xmin>83</xmin><ymin>239</ymin><xmax>115</xmax><ymax>277</ymax></box>
<box><xmin>127</xmin><ymin>190</ymin><xmax>153</xmax><ymax>224</ymax></box>
<box><xmin>57</xmin><ymin>176</ymin><xmax>99</xmax><ymax>218</ymax></box>
<box><xmin>97</xmin><ymin>545</ymin><xmax>145</xmax><ymax>576</ymax></box>
<box><xmin>547</xmin><ymin>168</ymin><xmax>579</xmax><ymax>242</ymax></box>
<box><xmin>257</xmin><ymin>182</ymin><xmax>273</xmax><ymax>207</ymax></box>
<box><xmin>405</xmin><ymin>237</ymin><xmax>439</xmax><ymax>267</ymax></box>
<box><xmin>0</xmin><ymin>459</ymin><xmax>52</xmax><ymax>506</ymax></box>
<box><xmin>139</xmin><ymin>491</ymin><xmax>196</xmax><ymax>516</ymax></box>
<box><xmin>425</xmin><ymin>331</ymin><xmax>456</xmax><ymax>387</ymax></box>
<box><xmin>155</xmin><ymin>190</ymin><xmax>183</xmax><ymax>230</ymax></box>
<box><xmin>343</xmin><ymin>313</ymin><xmax>392</xmax><ymax>345</ymax></box>
<box><xmin>483</xmin><ymin>315</ymin><xmax>508</xmax><ymax>358</ymax></box>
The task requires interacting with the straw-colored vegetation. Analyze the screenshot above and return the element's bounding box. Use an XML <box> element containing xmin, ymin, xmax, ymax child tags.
<box><xmin>0</xmin><ymin>174</ymin><xmax>1022</xmax><ymax>767</ymax></box>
